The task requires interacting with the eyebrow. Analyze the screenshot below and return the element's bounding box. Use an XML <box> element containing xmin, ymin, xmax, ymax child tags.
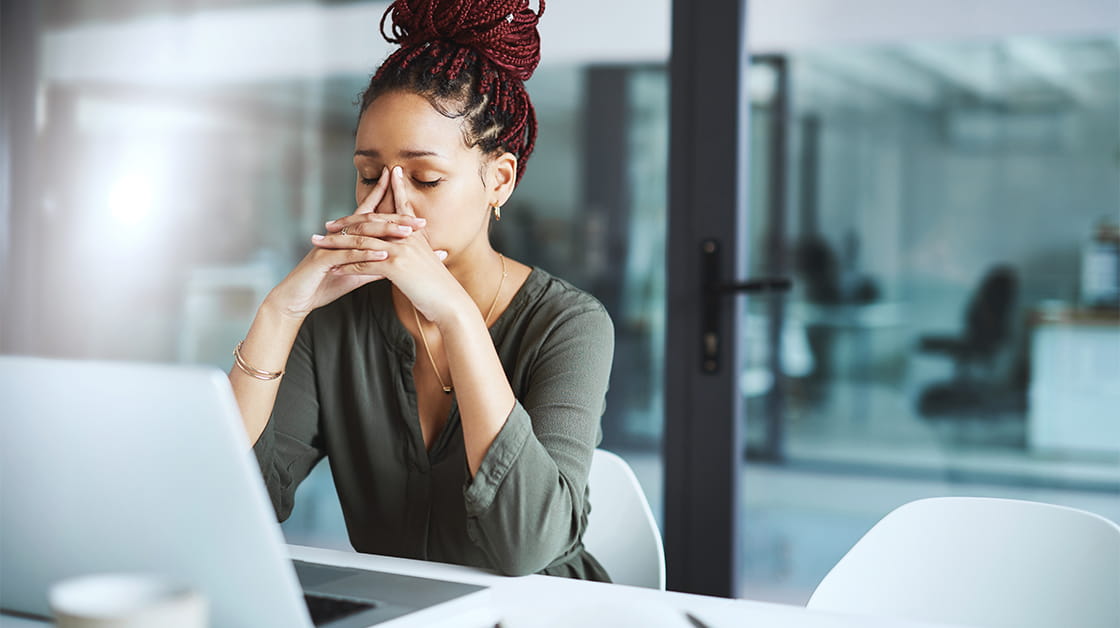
<box><xmin>353</xmin><ymin>148</ymin><xmax>447</xmax><ymax>160</ymax></box>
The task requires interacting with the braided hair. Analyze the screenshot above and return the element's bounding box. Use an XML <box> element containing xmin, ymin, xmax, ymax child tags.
<box><xmin>359</xmin><ymin>0</ymin><xmax>545</xmax><ymax>184</ymax></box>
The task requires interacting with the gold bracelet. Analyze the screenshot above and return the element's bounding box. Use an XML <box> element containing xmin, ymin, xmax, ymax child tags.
<box><xmin>233</xmin><ymin>341</ymin><xmax>283</xmax><ymax>381</ymax></box>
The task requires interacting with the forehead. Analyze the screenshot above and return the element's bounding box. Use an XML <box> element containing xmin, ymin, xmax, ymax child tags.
<box><xmin>354</xmin><ymin>91</ymin><xmax>474</xmax><ymax>158</ymax></box>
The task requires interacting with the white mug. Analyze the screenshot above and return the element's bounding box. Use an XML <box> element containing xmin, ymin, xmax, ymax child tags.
<box><xmin>49</xmin><ymin>573</ymin><xmax>207</xmax><ymax>628</ymax></box>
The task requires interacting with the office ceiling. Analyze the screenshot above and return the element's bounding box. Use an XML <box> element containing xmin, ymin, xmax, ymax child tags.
<box><xmin>36</xmin><ymin>1</ymin><xmax>1119</xmax><ymax>120</ymax></box>
<box><xmin>796</xmin><ymin>38</ymin><xmax>1120</xmax><ymax>111</ymax></box>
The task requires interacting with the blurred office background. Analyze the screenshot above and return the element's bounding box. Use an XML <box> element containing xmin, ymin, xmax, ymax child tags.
<box><xmin>3</xmin><ymin>0</ymin><xmax>1118</xmax><ymax>604</ymax></box>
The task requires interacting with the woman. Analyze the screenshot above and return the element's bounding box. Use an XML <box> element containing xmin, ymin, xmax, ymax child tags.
<box><xmin>229</xmin><ymin>0</ymin><xmax>613</xmax><ymax>581</ymax></box>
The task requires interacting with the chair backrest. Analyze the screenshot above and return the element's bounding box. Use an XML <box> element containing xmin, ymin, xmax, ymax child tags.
<box><xmin>964</xmin><ymin>265</ymin><xmax>1017</xmax><ymax>354</ymax></box>
<box><xmin>807</xmin><ymin>497</ymin><xmax>1120</xmax><ymax>628</ymax></box>
<box><xmin>583</xmin><ymin>449</ymin><xmax>666</xmax><ymax>590</ymax></box>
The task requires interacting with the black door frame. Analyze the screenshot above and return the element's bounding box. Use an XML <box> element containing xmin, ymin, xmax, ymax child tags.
<box><xmin>663</xmin><ymin>0</ymin><xmax>751</xmax><ymax>597</ymax></box>
<box><xmin>0</xmin><ymin>0</ymin><xmax>42</xmax><ymax>355</ymax></box>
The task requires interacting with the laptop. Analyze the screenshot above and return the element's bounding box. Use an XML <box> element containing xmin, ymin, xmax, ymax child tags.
<box><xmin>0</xmin><ymin>356</ymin><xmax>490</xmax><ymax>627</ymax></box>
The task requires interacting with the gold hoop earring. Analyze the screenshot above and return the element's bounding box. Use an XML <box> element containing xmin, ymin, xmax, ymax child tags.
<box><xmin>492</xmin><ymin>205</ymin><xmax>502</xmax><ymax>221</ymax></box>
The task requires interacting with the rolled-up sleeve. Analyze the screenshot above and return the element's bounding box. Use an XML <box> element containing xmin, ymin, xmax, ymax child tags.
<box><xmin>252</xmin><ymin>318</ymin><xmax>324</xmax><ymax>522</ymax></box>
<box><xmin>462</xmin><ymin>305</ymin><xmax>614</xmax><ymax>576</ymax></box>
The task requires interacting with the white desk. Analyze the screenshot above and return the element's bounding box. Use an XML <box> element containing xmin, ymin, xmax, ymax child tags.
<box><xmin>288</xmin><ymin>545</ymin><xmax>966</xmax><ymax>628</ymax></box>
<box><xmin>2</xmin><ymin>544</ymin><xmax>969</xmax><ymax>628</ymax></box>
<box><xmin>1027</xmin><ymin>309</ymin><xmax>1120</xmax><ymax>455</ymax></box>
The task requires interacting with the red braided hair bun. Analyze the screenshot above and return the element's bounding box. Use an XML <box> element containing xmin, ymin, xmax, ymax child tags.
<box><xmin>380</xmin><ymin>0</ymin><xmax>544</xmax><ymax>81</ymax></box>
<box><xmin>360</xmin><ymin>0</ymin><xmax>545</xmax><ymax>183</ymax></box>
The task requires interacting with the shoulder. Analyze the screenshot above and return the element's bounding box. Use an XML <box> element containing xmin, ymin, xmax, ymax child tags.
<box><xmin>515</xmin><ymin>268</ymin><xmax>614</xmax><ymax>344</ymax></box>
<box><xmin>504</xmin><ymin>269</ymin><xmax>614</xmax><ymax>389</ymax></box>
<box><xmin>525</xmin><ymin>267</ymin><xmax>610</xmax><ymax>319</ymax></box>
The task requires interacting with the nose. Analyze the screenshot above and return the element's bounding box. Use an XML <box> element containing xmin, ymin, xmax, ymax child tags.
<box><xmin>374</xmin><ymin>180</ymin><xmax>395</xmax><ymax>214</ymax></box>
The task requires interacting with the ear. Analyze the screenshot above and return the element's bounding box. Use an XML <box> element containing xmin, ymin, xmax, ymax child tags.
<box><xmin>488</xmin><ymin>152</ymin><xmax>518</xmax><ymax>207</ymax></box>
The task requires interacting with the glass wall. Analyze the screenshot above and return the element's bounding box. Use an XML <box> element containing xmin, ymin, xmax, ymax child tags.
<box><xmin>9</xmin><ymin>0</ymin><xmax>670</xmax><ymax>551</ymax></box>
<box><xmin>739</xmin><ymin>36</ymin><xmax>1120</xmax><ymax>603</ymax></box>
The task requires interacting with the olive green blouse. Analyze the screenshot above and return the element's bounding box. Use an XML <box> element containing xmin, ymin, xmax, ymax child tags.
<box><xmin>252</xmin><ymin>267</ymin><xmax>613</xmax><ymax>581</ymax></box>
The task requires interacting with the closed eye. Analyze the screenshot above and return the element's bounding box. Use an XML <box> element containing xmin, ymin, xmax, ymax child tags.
<box><xmin>359</xmin><ymin>174</ymin><xmax>442</xmax><ymax>188</ymax></box>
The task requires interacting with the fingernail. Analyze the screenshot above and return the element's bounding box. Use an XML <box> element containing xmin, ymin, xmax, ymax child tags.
<box><xmin>375</xmin><ymin>251</ymin><xmax>389</xmax><ymax>259</ymax></box>
<box><xmin>325</xmin><ymin>220</ymin><xmax>336</xmax><ymax>227</ymax></box>
<box><xmin>393</xmin><ymin>166</ymin><xmax>403</xmax><ymax>178</ymax></box>
<box><xmin>311</xmin><ymin>234</ymin><xmax>324</xmax><ymax>242</ymax></box>
<box><xmin>413</xmin><ymin>217</ymin><xmax>427</xmax><ymax>227</ymax></box>
<box><xmin>394</xmin><ymin>224</ymin><xmax>412</xmax><ymax>235</ymax></box>
<box><xmin>435</xmin><ymin>250</ymin><xmax>448</xmax><ymax>261</ymax></box>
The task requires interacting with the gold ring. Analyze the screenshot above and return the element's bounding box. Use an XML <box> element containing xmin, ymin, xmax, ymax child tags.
<box><xmin>340</xmin><ymin>226</ymin><xmax>349</xmax><ymax>236</ymax></box>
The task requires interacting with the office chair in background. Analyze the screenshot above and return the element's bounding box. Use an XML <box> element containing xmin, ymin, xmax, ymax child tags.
<box><xmin>917</xmin><ymin>265</ymin><xmax>1023</xmax><ymax>416</ymax></box>
<box><xmin>583</xmin><ymin>449</ymin><xmax>666</xmax><ymax>590</ymax></box>
<box><xmin>807</xmin><ymin>496</ymin><xmax>1120</xmax><ymax>628</ymax></box>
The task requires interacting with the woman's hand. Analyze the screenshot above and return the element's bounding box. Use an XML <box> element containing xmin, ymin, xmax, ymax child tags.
<box><xmin>263</xmin><ymin>167</ymin><xmax>429</xmax><ymax>320</ymax></box>
<box><xmin>316</xmin><ymin>166</ymin><xmax>468</xmax><ymax>325</ymax></box>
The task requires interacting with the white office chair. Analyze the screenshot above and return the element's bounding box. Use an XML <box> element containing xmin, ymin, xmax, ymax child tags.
<box><xmin>807</xmin><ymin>496</ymin><xmax>1120</xmax><ymax>628</ymax></box>
<box><xmin>583</xmin><ymin>449</ymin><xmax>666</xmax><ymax>590</ymax></box>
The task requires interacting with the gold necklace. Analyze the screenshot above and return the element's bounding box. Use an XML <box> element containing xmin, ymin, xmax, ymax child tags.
<box><xmin>413</xmin><ymin>253</ymin><xmax>507</xmax><ymax>395</ymax></box>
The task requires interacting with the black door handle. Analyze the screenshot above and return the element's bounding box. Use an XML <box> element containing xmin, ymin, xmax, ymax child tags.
<box><xmin>701</xmin><ymin>239</ymin><xmax>791</xmax><ymax>373</ymax></box>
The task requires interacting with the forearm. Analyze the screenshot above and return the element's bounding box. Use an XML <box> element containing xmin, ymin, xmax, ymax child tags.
<box><xmin>462</xmin><ymin>406</ymin><xmax>590</xmax><ymax>576</ymax></box>
<box><xmin>439</xmin><ymin>299</ymin><xmax>516</xmax><ymax>477</ymax></box>
<box><xmin>229</xmin><ymin>299</ymin><xmax>306</xmax><ymax>445</ymax></box>
<box><xmin>452</xmin><ymin>304</ymin><xmax>614</xmax><ymax>575</ymax></box>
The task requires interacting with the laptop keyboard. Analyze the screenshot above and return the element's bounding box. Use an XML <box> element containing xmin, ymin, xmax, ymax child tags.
<box><xmin>304</xmin><ymin>593</ymin><xmax>377</xmax><ymax>626</ymax></box>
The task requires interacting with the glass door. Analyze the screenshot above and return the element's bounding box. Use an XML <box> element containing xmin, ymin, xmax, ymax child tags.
<box><xmin>737</xmin><ymin>37</ymin><xmax>1120</xmax><ymax>604</ymax></box>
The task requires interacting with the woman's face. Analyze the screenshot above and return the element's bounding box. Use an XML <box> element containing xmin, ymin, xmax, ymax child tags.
<box><xmin>353</xmin><ymin>91</ymin><xmax>514</xmax><ymax>258</ymax></box>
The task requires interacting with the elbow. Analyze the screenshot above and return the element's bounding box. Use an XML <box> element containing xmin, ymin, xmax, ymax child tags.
<box><xmin>473</xmin><ymin>527</ymin><xmax>564</xmax><ymax>577</ymax></box>
<box><xmin>486</xmin><ymin>525</ymin><xmax>584</xmax><ymax>577</ymax></box>
<box><xmin>491</xmin><ymin>552</ymin><xmax>552</xmax><ymax>578</ymax></box>
<box><xmin>465</xmin><ymin>517</ymin><xmax>557</xmax><ymax>577</ymax></box>
<box><xmin>492</xmin><ymin>507</ymin><xmax>589</xmax><ymax>577</ymax></box>
<box><xmin>494</xmin><ymin>563</ymin><xmax>538</xmax><ymax>578</ymax></box>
